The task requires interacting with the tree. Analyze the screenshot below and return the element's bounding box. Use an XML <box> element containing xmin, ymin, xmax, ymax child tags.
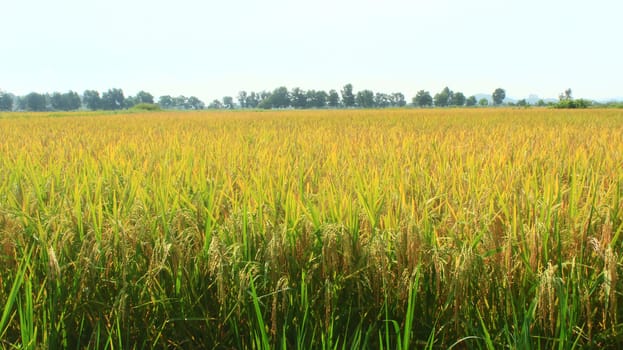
<box><xmin>434</xmin><ymin>87</ymin><xmax>453</xmax><ymax>107</ymax></box>
<box><xmin>392</xmin><ymin>92</ymin><xmax>406</xmax><ymax>107</ymax></box>
<box><xmin>50</xmin><ymin>92</ymin><xmax>64</xmax><ymax>110</ymax></box>
<box><xmin>237</xmin><ymin>91</ymin><xmax>248</xmax><ymax>108</ymax></box>
<box><xmin>83</xmin><ymin>90</ymin><xmax>101</xmax><ymax>110</ymax></box>
<box><xmin>479</xmin><ymin>98</ymin><xmax>489</xmax><ymax>107</ymax></box>
<box><xmin>257</xmin><ymin>91</ymin><xmax>273</xmax><ymax>109</ymax></box>
<box><xmin>341</xmin><ymin>84</ymin><xmax>355</xmax><ymax>108</ymax></box>
<box><xmin>158</xmin><ymin>95</ymin><xmax>174</xmax><ymax>109</ymax></box>
<box><xmin>492</xmin><ymin>88</ymin><xmax>506</xmax><ymax>105</ymax></box>
<box><xmin>246</xmin><ymin>92</ymin><xmax>260</xmax><ymax>108</ymax></box>
<box><xmin>356</xmin><ymin>90</ymin><xmax>375</xmax><ymax>108</ymax></box>
<box><xmin>23</xmin><ymin>92</ymin><xmax>47</xmax><ymax>111</ymax></box>
<box><xmin>412</xmin><ymin>90</ymin><xmax>433</xmax><ymax>107</ymax></box>
<box><xmin>208</xmin><ymin>99</ymin><xmax>223</xmax><ymax>109</ymax></box>
<box><xmin>174</xmin><ymin>95</ymin><xmax>188</xmax><ymax>109</ymax></box>
<box><xmin>465</xmin><ymin>96</ymin><xmax>477</xmax><ymax>107</ymax></box>
<box><xmin>263</xmin><ymin>86</ymin><xmax>290</xmax><ymax>109</ymax></box>
<box><xmin>52</xmin><ymin>91</ymin><xmax>81</xmax><ymax>111</ymax></box>
<box><xmin>374</xmin><ymin>93</ymin><xmax>391</xmax><ymax>108</ymax></box>
<box><xmin>517</xmin><ymin>99</ymin><xmax>529</xmax><ymax>107</ymax></box>
<box><xmin>135</xmin><ymin>91</ymin><xmax>154</xmax><ymax>104</ymax></box>
<box><xmin>124</xmin><ymin>96</ymin><xmax>137</xmax><ymax>109</ymax></box>
<box><xmin>188</xmin><ymin>96</ymin><xmax>205</xmax><ymax>110</ymax></box>
<box><xmin>554</xmin><ymin>98</ymin><xmax>591</xmax><ymax>109</ymax></box>
<box><xmin>307</xmin><ymin>90</ymin><xmax>327</xmax><ymax>108</ymax></box>
<box><xmin>258</xmin><ymin>91</ymin><xmax>271</xmax><ymax>102</ymax></box>
<box><xmin>255</xmin><ymin>87</ymin><xmax>291</xmax><ymax>109</ymax></box>
<box><xmin>559</xmin><ymin>88</ymin><xmax>572</xmax><ymax>101</ymax></box>
<box><xmin>327</xmin><ymin>90</ymin><xmax>340</xmax><ymax>108</ymax></box>
<box><xmin>0</xmin><ymin>91</ymin><xmax>14</xmax><ymax>111</ymax></box>
<box><xmin>452</xmin><ymin>92</ymin><xmax>466</xmax><ymax>107</ymax></box>
<box><xmin>222</xmin><ymin>96</ymin><xmax>234</xmax><ymax>109</ymax></box>
<box><xmin>65</xmin><ymin>91</ymin><xmax>81</xmax><ymax>110</ymax></box>
<box><xmin>291</xmin><ymin>87</ymin><xmax>307</xmax><ymax>109</ymax></box>
<box><xmin>101</xmin><ymin>88</ymin><xmax>125</xmax><ymax>110</ymax></box>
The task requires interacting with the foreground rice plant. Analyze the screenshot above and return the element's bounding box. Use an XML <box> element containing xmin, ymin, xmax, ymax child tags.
<box><xmin>0</xmin><ymin>109</ymin><xmax>622</xmax><ymax>348</ymax></box>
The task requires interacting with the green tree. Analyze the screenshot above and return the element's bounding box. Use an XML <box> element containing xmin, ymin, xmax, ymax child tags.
<box><xmin>341</xmin><ymin>83</ymin><xmax>355</xmax><ymax>108</ymax></box>
<box><xmin>52</xmin><ymin>91</ymin><xmax>81</xmax><ymax>111</ymax></box>
<box><xmin>373</xmin><ymin>93</ymin><xmax>390</xmax><ymax>108</ymax></box>
<box><xmin>246</xmin><ymin>92</ymin><xmax>260</xmax><ymax>108</ymax></box>
<box><xmin>371</xmin><ymin>93</ymin><xmax>384</xmax><ymax>108</ymax></box>
<box><xmin>452</xmin><ymin>92</ymin><xmax>466</xmax><ymax>106</ymax></box>
<box><xmin>208</xmin><ymin>99</ymin><xmax>223</xmax><ymax>109</ymax></box>
<box><xmin>124</xmin><ymin>96</ymin><xmax>137</xmax><ymax>109</ymax></box>
<box><xmin>158</xmin><ymin>95</ymin><xmax>174</xmax><ymax>109</ymax></box>
<box><xmin>259</xmin><ymin>91</ymin><xmax>271</xmax><ymax>102</ymax></box>
<box><xmin>392</xmin><ymin>92</ymin><xmax>406</xmax><ymax>107</ymax></box>
<box><xmin>306</xmin><ymin>90</ymin><xmax>327</xmax><ymax>108</ymax></box>
<box><xmin>174</xmin><ymin>95</ymin><xmax>188</xmax><ymax>109</ymax></box>
<box><xmin>257</xmin><ymin>87</ymin><xmax>291</xmax><ymax>109</ymax></box>
<box><xmin>356</xmin><ymin>90</ymin><xmax>375</xmax><ymax>108</ymax></box>
<box><xmin>188</xmin><ymin>96</ymin><xmax>205</xmax><ymax>110</ymax></box>
<box><xmin>269</xmin><ymin>86</ymin><xmax>290</xmax><ymax>108</ymax></box>
<box><xmin>83</xmin><ymin>90</ymin><xmax>101</xmax><ymax>110</ymax></box>
<box><xmin>560</xmin><ymin>88</ymin><xmax>572</xmax><ymax>101</ymax></box>
<box><xmin>135</xmin><ymin>91</ymin><xmax>154</xmax><ymax>104</ymax></box>
<box><xmin>101</xmin><ymin>88</ymin><xmax>125</xmax><ymax>110</ymax></box>
<box><xmin>237</xmin><ymin>91</ymin><xmax>248</xmax><ymax>108</ymax></box>
<box><xmin>465</xmin><ymin>95</ymin><xmax>477</xmax><ymax>107</ymax></box>
<box><xmin>222</xmin><ymin>96</ymin><xmax>234</xmax><ymax>109</ymax></box>
<box><xmin>412</xmin><ymin>90</ymin><xmax>433</xmax><ymax>107</ymax></box>
<box><xmin>479</xmin><ymin>98</ymin><xmax>489</xmax><ymax>107</ymax></box>
<box><xmin>23</xmin><ymin>92</ymin><xmax>47</xmax><ymax>111</ymax></box>
<box><xmin>64</xmin><ymin>91</ymin><xmax>81</xmax><ymax>110</ymax></box>
<box><xmin>492</xmin><ymin>88</ymin><xmax>506</xmax><ymax>105</ymax></box>
<box><xmin>257</xmin><ymin>91</ymin><xmax>272</xmax><ymax>109</ymax></box>
<box><xmin>291</xmin><ymin>87</ymin><xmax>307</xmax><ymax>109</ymax></box>
<box><xmin>51</xmin><ymin>92</ymin><xmax>64</xmax><ymax>110</ymax></box>
<box><xmin>434</xmin><ymin>87</ymin><xmax>452</xmax><ymax>107</ymax></box>
<box><xmin>0</xmin><ymin>91</ymin><xmax>14</xmax><ymax>111</ymax></box>
<box><xmin>327</xmin><ymin>89</ymin><xmax>340</xmax><ymax>108</ymax></box>
<box><xmin>516</xmin><ymin>99</ymin><xmax>529</xmax><ymax>107</ymax></box>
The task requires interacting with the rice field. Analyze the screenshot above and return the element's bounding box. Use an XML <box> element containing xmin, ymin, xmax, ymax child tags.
<box><xmin>1</xmin><ymin>108</ymin><xmax>622</xmax><ymax>348</ymax></box>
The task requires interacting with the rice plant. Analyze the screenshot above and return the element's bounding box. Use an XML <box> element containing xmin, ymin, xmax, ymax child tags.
<box><xmin>0</xmin><ymin>109</ymin><xmax>622</xmax><ymax>348</ymax></box>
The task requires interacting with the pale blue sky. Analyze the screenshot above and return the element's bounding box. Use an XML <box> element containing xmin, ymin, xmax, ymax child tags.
<box><xmin>2</xmin><ymin>0</ymin><xmax>621</xmax><ymax>102</ymax></box>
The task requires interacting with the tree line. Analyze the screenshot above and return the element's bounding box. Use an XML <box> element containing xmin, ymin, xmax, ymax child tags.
<box><xmin>0</xmin><ymin>89</ymin><xmax>206</xmax><ymax>112</ymax></box>
<box><xmin>206</xmin><ymin>85</ymin><xmax>509</xmax><ymax>110</ymax></box>
<box><xmin>4</xmin><ymin>84</ymin><xmax>578</xmax><ymax>112</ymax></box>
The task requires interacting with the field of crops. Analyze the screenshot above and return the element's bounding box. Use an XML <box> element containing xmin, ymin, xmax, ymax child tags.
<box><xmin>1</xmin><ymin>109</ymin><xmax>622</xmax><ymax>348</ymax></box>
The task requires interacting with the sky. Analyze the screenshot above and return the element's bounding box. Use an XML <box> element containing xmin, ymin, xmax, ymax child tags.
<box><xmin>2</xmin><ymin>0</ymin><xmax>622</xmax><ymax>102</ymax></box>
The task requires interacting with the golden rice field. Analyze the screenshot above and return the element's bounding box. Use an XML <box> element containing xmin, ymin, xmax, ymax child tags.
<box><xmin>0</xmin><ymin>108</ymin><xmax>622</xmax><ymax>349</ymax></box>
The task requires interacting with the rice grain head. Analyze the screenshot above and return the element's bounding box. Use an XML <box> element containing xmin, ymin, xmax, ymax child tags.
<box><xmin>48</xmin><ymin>245</ymin><xmax>61</xmax><ymax>281</ymax></box>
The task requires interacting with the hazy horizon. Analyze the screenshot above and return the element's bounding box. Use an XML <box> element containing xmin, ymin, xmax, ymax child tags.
<box><xmin>2</xmin><ymin>0</ymin><xmax>621</xmax><ymax>102</ymax></box>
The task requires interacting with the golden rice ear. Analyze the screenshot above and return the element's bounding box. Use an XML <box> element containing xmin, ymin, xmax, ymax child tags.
<box><xmin>47</xmin><ymin>245</ymin><xmax>60</xmax><ymax>281</ymax></box>
<box><xmin>536</xmin><ymin>262</ymin><xmax>561</xmax><ymax>334</ymax></box>
<box><xmin>601</xmin><ymin>212</ymin><xmax>613</xmax><ymax>248</ymax></box>
<box><xmin>207</xmin><ymin>235</ymin><xmax>228</xmax><ymax>305</ymax></box>
<box><xmin>602</xmin><ymin>246</ymin><xmax>618</xmax><ymax>328</ymax></box>
<box><xmin>320</xmin><ymin>224</ymin><xmax>340</xmax><ymax>279</ymax></box>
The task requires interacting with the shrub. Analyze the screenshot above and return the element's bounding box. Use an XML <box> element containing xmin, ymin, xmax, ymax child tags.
<box><xmin>553</xmin><ymin>98</ymin><xmax>592</xmax><ymax>109</ymax></box>
<box><xmin>131</xmin><ymin>103</ymin><xmax>161</xmax><ymax>111</ymax></box>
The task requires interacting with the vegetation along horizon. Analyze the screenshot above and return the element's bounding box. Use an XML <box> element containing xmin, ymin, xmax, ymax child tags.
<box><xmin>1</xmin><ymin>108</ymin><xmax>622</xmax><ymax>348</ymax></box>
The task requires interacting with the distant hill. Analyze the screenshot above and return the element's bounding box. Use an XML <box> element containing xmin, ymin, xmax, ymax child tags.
<box><xmin>472</xmin><ymin>93</ymin><xmax>557</xmax><ymax>105</ymax></box>
<box><xmin>596</xmin><ymin>96</ymin><xmax>623</xmax><ymax>103</ymax></box>
<box><xmin>471</xmin><ymin>92</ymin><xmax>623</xmax><ymax>105</ymax></box>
